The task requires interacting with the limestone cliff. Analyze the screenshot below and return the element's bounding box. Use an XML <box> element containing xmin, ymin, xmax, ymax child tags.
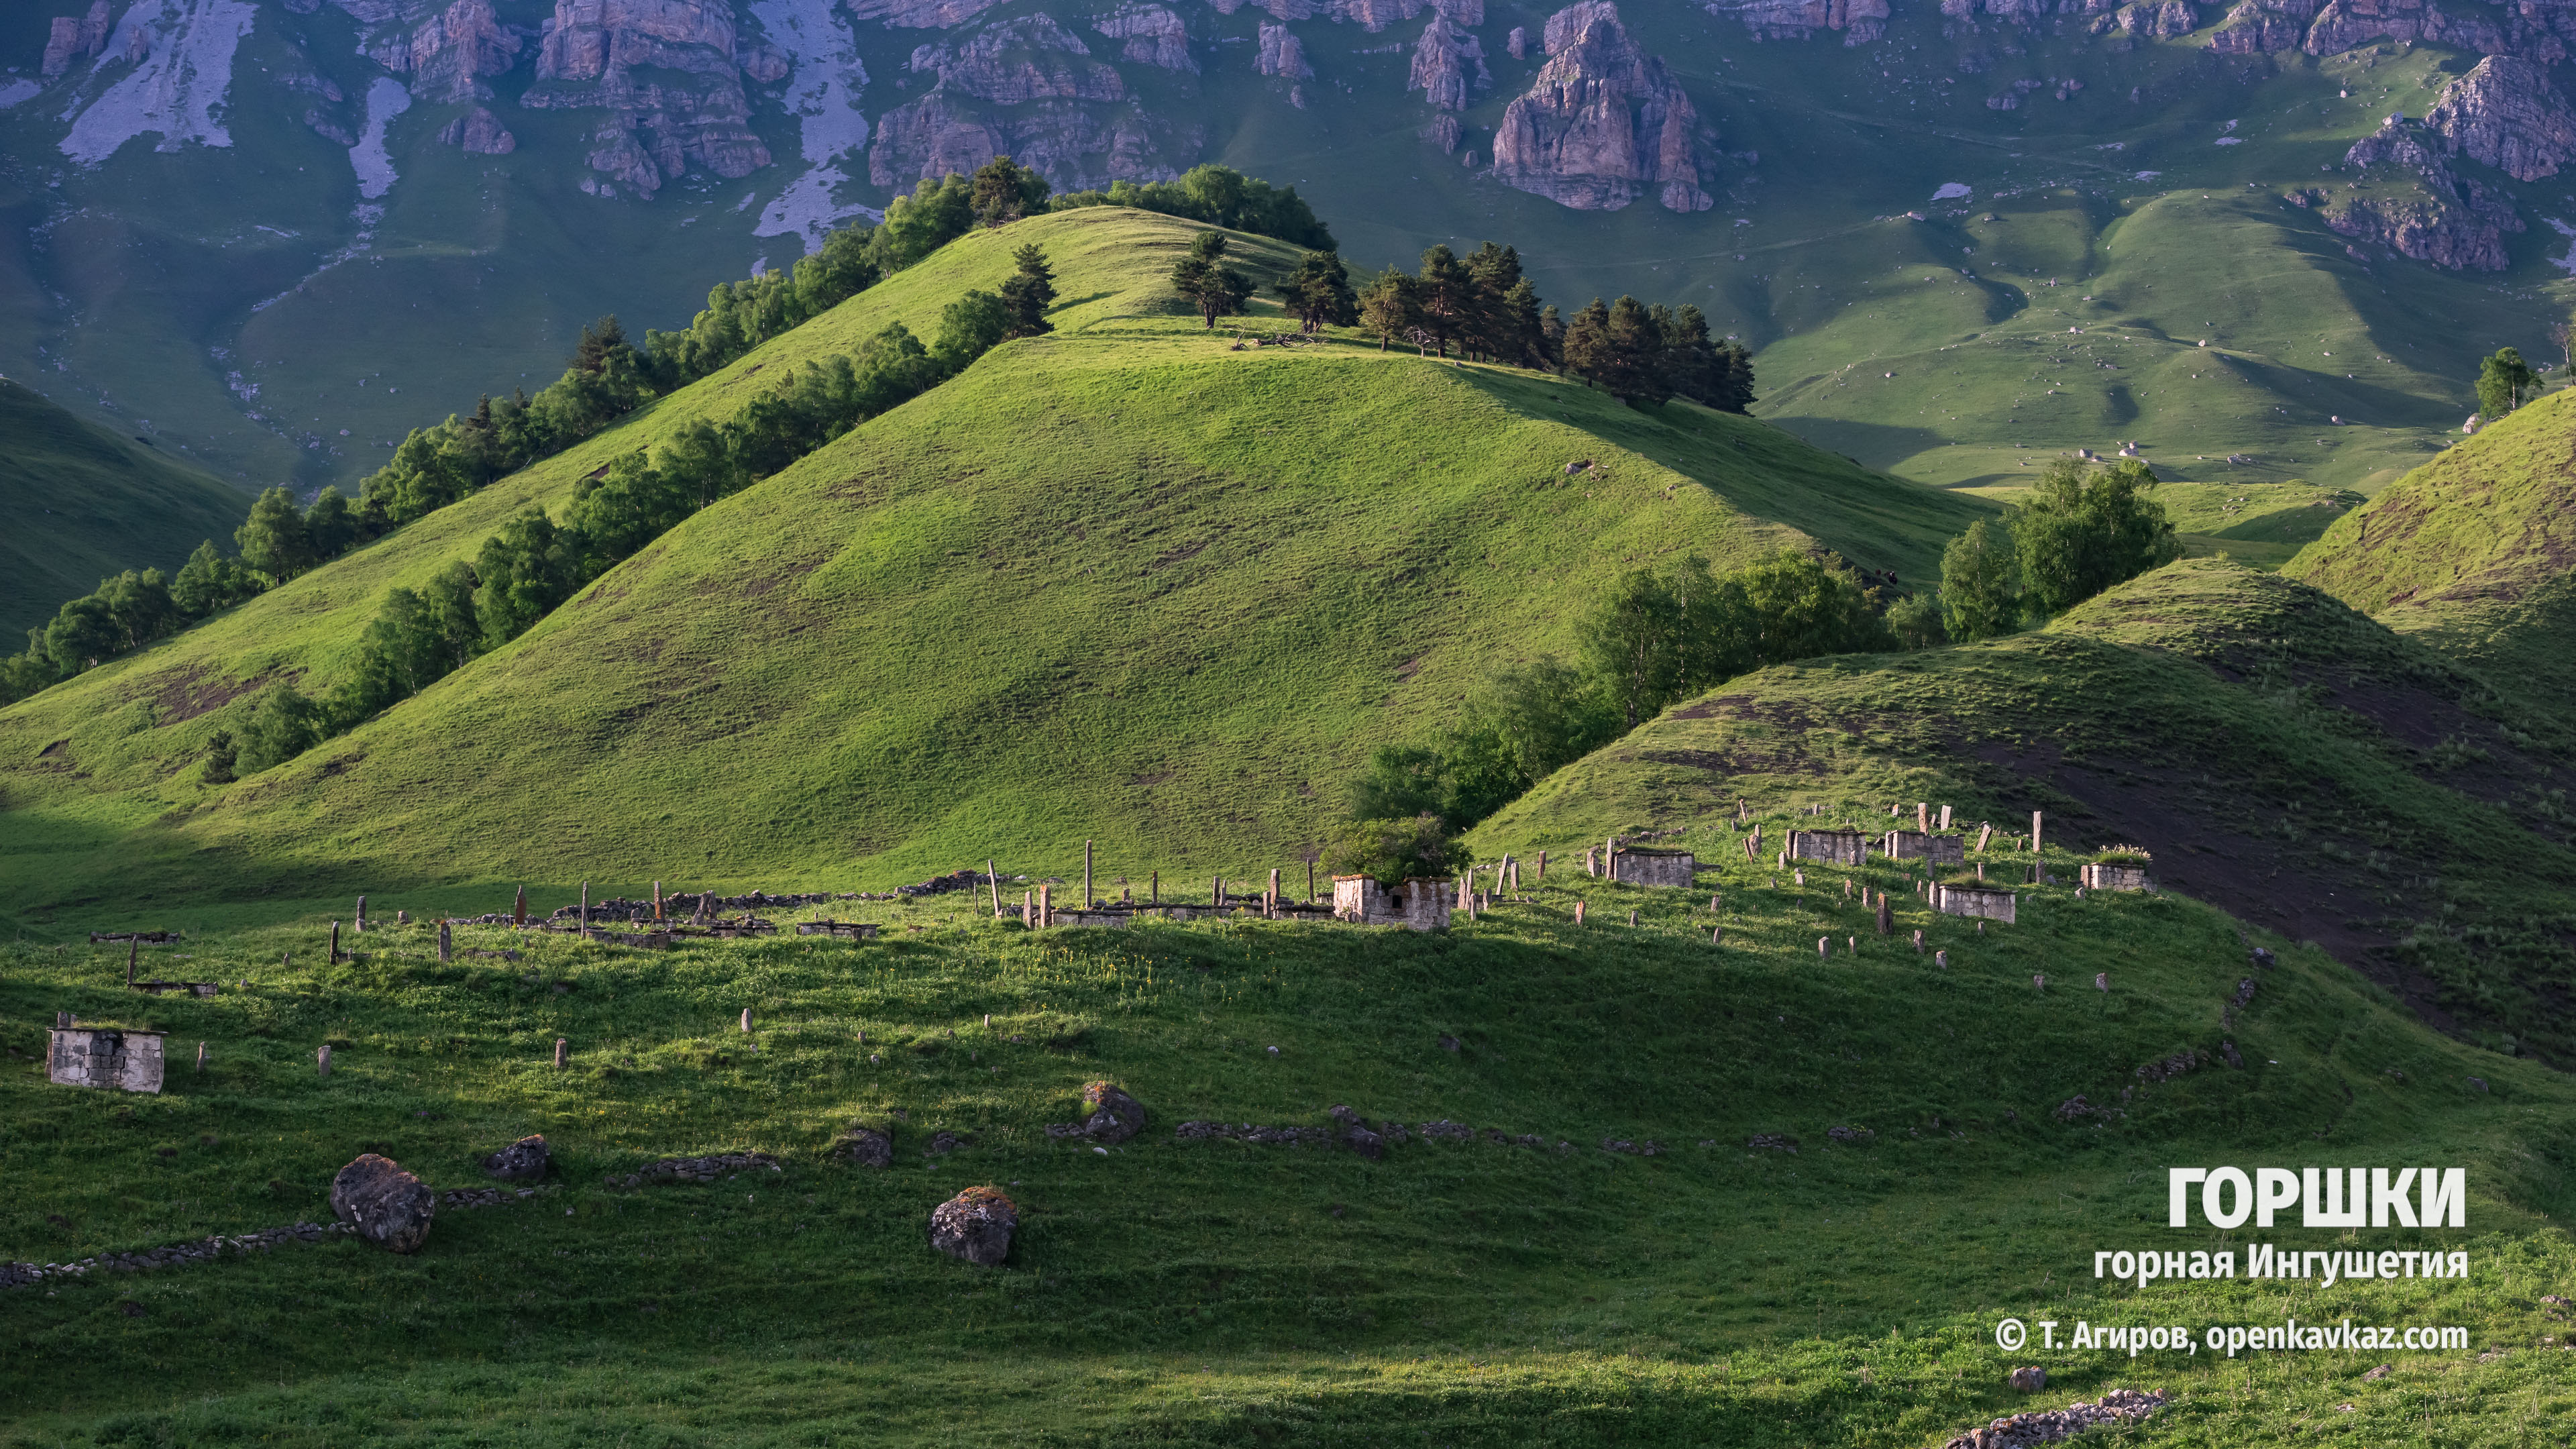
<box><xmin>1095</xmin><ymin>3</ymin><xmax>1195</xmax><ymax>71</ymax></box>
<box><xmin>1256</xmin><ymin>21</ymin><xmax>1311</xmax><ymax>77</ymax></box>
<box><xmin>845</xmin><ymin>0</ymin><xmax>1012</xmax><ymax>28</ymax></box>
<box><xmin>1701</xmin><ymin>0</ymin><xmax>1888</xmax><ymax>45</ymax></box>
<box><xmin>2330</xmin><ymin>118</ymin><xmax>2524</xmax><ymax>270</ymax></box>
<box><xmin>2425</xmin><ymin>55</ymin><xmax>2576</xmax><ymax>182</ymax></box>
<box><xmin>521</xmin><ymin>0</ymin><xmax>775</xmax><ymax>196</ymax></box>
<box><xmin>40</xmin><ymin>1</ymin><xmax>111</xmax><ymax>76</ymax></box>
<box><xmin>439</xmin><ymin>104</ymin><xmax>519</xmax><ymax>152</ymax></box>
<box><xmin>1409</xmin><ymin>13</ymin><xmax>1488</xmax><ymax>112</ymax></box>
<box><xmin>1492</xmin><ymin>1</ymin><xmax>1709</xmax><ymax>213</ymax></box>
<box><xmin>871</xmin><ymin>13</ymin><xmax>1191</xmax><ymax>189</ymax></box>
<box><xmin>364</xmin><ymin>0</ymin><xmax>521</xmax><ymax>103</ymax></box>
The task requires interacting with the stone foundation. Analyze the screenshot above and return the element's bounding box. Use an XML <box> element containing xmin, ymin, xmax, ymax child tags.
<box><xmin>2080</xmin><ymin>863</ymin><xmax>2153</xmax><ymax>892</ymax></box>
<box><xmin>48</xmin><ymin>1028</ymin><xmax>164</xmax><ymax>1093</ymax></box>
<box><xmin>1331</xmin><ymin>876</ymin><xmax>1454</xmax><ymax>930</ymax></box>
<box><xmin>1789</xmin><ymin>829</ymin><xmax>1866</xmax><ymax>865</ymax></box>
<box><xmin>1609</xmin><ymin>847</ymin><xmax>1696</xmax><ymax>886</ymax></box>
<box><xmin>1884</xmin><ymin>830</ymin><xmax>1966</xmax><ymax>864</ymax></box>
<box><xmin>1934</xmin><ymin>884</ymin><xmax>2018</xmax><ymax>924</ymax></box>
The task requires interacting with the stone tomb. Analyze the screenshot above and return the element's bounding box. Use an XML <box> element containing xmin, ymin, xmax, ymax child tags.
<box><xmin>1607</xmin><ymin>846</ymin><xmax>1696</xmax><ymax>887</ymax></box>
<box><xmin>1788</xmin><ymin>830</ymin><xmax>1866</xmax><ymax>865</ymax></box>
<box><xmin>1933</xmin><ymin>884</ymin><xmax>2017</xmax><ymax>925</ymax></box>
<box><xmin>1331</xmin><ymin>876</ymin><xmax>1454</xmax><ymax>931</ymax></box>
<box><xmin>49</xmin><ymin>1026</ymin><xmax>165</xmax><ymax>1093</ymax></box>
<box><xmin>2080</xmin><ymin>863</ymin><xmax>2153</xmax><ymax>892</ymax></box>
<box><xmin>1883</xmin><ymin>830</ymin><xmax>1967</xmax><ymax>864</ymax></box>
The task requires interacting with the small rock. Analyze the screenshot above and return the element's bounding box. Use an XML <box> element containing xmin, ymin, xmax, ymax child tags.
<box><xmin>1748</xmin><ymin>1133</ymin><xmax>1799</xmax><ymax>1152</ymax></box>
<box><xmin>2008</xmin><ymin>1364</ymin><xmax>2047</xmax><ymax>1392</ymax></box>
<box><xmin>1438</xmin><ymin>1034</ymin><xmax>1461</xmax><ymax>1052</ymax></box>
<box><xmin>1827</xmin><ymin>1125</ymin><xmax>1874</xmax><ymax>1143</ymax></box>
<box><xmin>2468</xmin><ymin>1076</ymin><xmax>2489</xmax><ymax>1093</ymax></box>
<box><xmin>924</xmin><ymin>1130</ymin><xmax>970</xmax><ymax>1155</ymax></box>
<box><xmin>929</xmin><ymin>1186</ymin><xmax>1017</xmax><ymax>1266</ymax></box>
<box><xmin>1077</xmin><ymin>1081</ymin><xmax>1146</xmax><ymax>1144</ymax></box>
<box><xmin>2363</xmin><ymin>1362</ymin><xmax>2394</xmax><ymax>1380</ymax></box>
<box><xmin>833</xmin><ymin>1126</ymin><xmax>892</xmax><ymax>1169</ymax></box>
<box><xmin>2251</xmin><ymin>946</ymin><xmax>2275</xmax><ymax>968</ymax></box>
<box><xmin>329</xmin><ymin>1154</ymin><xmax>436</xmax><ymax>1254</ymax></box>
<box><xmin>481</xmin><ymin>1134</ymin><xmax>550</xmax><ymax>1182</ymax></box>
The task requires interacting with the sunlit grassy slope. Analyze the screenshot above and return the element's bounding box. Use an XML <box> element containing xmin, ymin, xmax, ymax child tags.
<box><xmin>0</xmin><ymin>207</ymin><xmax>1985</xmax><ymax>926</ymax></box>
<box><xmin>1470</xmin><ymin>558</ymin><xmax>2576</xmax><ymax>1066</ymax></box>
<box><xmin>1</xmin><ymin>818</ymin><xmax>2566</xmax><ymax>1445</ymax></box>
<box><xmin>0</xmin><ymin>380</ymin><xmax>252</xmax><ymax>638</ymax></box>
<box><xmin>2285</xmin><ymin>387</ymin><xmax>2576</xmax><ymax>712</ymax></box>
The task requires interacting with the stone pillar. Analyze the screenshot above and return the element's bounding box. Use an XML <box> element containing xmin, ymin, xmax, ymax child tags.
<box><xmin>2031</xmin><ymin>810</ymin><xmax>2043</xmax><ymax>858</ymax></box>
<box><xmin>1085</xmin><ymin>840</ymin><xmax>1093</xmax><ymax>909</ymax></box>
<box><xmin>329</xmin><ymin>921</ymin><xmax>341</xmax><ymax>966</ymax></box>
<box><xmin>317</xmin><ymin>1044</ymin><xmax>332</xmax><ymax>1077</ymax></box>
<box><xmin>438</xmin><ymin>922</ymin><xmax>452</xmax><ymax>963</ymax></box>
<box><xmin>514</xmin><ymin>885</ymin><xmax>526</xmax><ymax>927</ymax></box>
<box><xmin>356</xmin><ymin>895</ymin><xmax>367</xmax><ymax>933</ymax></box>
<box><xmin>554</xmin><ymin>1038</ymin><xmax>568</xmax><ymax>1069</ymax></box>
<box><xmin>741</xmin><ymin>1008</ymin><xmax>754</xmax><ymax>1033</ymax></box>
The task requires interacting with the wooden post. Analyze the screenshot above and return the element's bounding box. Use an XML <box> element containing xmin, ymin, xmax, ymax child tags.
<box><xmin>1571</xmin><ymin>900</ymin><xmax>1585</xmax><ymax>926</ymax></box>
<box><xmin>1269</xmin><ymin>867</ymin><xmax>1281</xmax><ymax>914</ymax></box>
<box><xmin>317</xmin><ymin>1044</ymin><xmax>332</xmax><ymax>1077</ymax></box>
<box><xmin>1150</xmin><ymin>871</ymin><xmax>1159</xmax><ymax>905</ymax></box>
<box><xmin>741</xmin><ymin>1008</ymin><xmax>753</xmax><ymax>1033</ymax></box>
<box><xmin>1876</xmin><ymin>898</ymin><xmax>1891</xmax><ymax>936</ymax></box>
<box><xmin>1040</xmin><ymin>882</ymin><xmax>1053</xmax><ymax>928</ymax></box>
<box><xmin>1022</xmin><ymin>890</ymin><xmax>1032</xmax><ymax>926</ymax></box>
<box><xmin>195</xmin><ymin>1042</ymin><xmax>207</xmax><ymax>1073</ymax></box>
<box><xmin>555</xmin><ymin>1038</ymin><xmax>568</xmax><ymax>1069</ymax></box>
<box><xmin>1536</xmin><ymin>850</ymin><xmax>1546</xmax><ymax>881</ymax></box>
<box><xmin>988</xmin><ymin>860</ymin><xmax>1001</xmax><ymax>917</ymax></box>
<box><xmin>653</xmin><ymin>881</ymin><xmax>663</xmax><ymax>921</ymax></box>
<box><xmin>579</xmin><ymin>881</ymin><xmax>590</xmax><ymax>938</ymax></box>
<box><xmin>1084</xmin><ymin>840</ymin><xmax>1093</xmax><ymax>908</ymax></box>
<box><xmin>513</xmin><ymin>885</ymin><xmax>526</xmax><ymax>927</ymax></box>
<box><xmin>438</xmin><ymin>922</ymin><xmax>452</xmax><ymax>963</ymax></box>
<box><xmin>1213</xmin><ymin>876</ymin><xmax>1223</xmax><ymax>909</ymax></box>
<box><xmin>1307</xmin><ymin>860</ymin><xmax>1316</xmax><ymax>903</ymax></box>
<box><xmin>329</xmin><ymin>921</ymin><xmax>341</xmax><ymax>966</ymax></box>
<box><xmin>126</xmin><ymin>937</ymin><xmax>138</xmax><ymax>988</ymax></box>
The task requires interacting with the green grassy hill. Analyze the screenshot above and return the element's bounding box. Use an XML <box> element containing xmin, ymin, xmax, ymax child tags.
<box><xmin>0</xmin><ymin>380</ymin><xmax>252</xmax><ymax>639</ymax></box>
<box><xmin>2284</xmin><ymin>388</ymin><xmax>2576</xmax><ymax>711</ymax></box>
<box><xmin>1470</xmin><ymin>558</ymin><xmax>2576</xmax><ymax>1066</ymax></box>
<box><xmin>0</xmin><ymin>207</ymin><xmax>1984</xmax><ymax>929</ymax></box>
<box><xmin>1</xmin><ymin>817</ymin><xmax>2566</xmax><ymax>1445</ymax></box>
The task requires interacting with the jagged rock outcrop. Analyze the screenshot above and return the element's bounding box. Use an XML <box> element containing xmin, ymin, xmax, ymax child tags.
<box><xmin>364</xmin><ymin>0</ymin><xmax>521</xmax><ymax>103</ymax></box>
<box><xmin>1507</xmin><ymin>23</ymin><xmax>1528</xmax><ymax>55</ymax></box>
<box><xmin>2330</xmin><ymin>118</ymin><xmax>2524</xmax><ymax>270</ymax></box>
<box><xmin>1493</xmin><ymin>1</ymin><xmax>1709</xmax><ymax>212</ymax></box>
<box><xmin>847</xmin><ymin>0</ymin><xmax>1010</xmax><ymax>25</ymax></box>
<box><xmin>439</xmin><ymin>105</ymin><xmax>520</xmax><ymax>152</ymax></box>
<box><xmin>1703</xmin><ymin>0</ymin><xmax>1890</xmax><ymax>44</ymax></box>
<box><xmin>906</xmin><ymin>14</ymin><xmax>1124</xmax><ymax>104</ymax></box>
<box><xmin>1257</xmin><ymin>21</ymin><xmax>1312</xmax><ymax>77</ymax></box>
<box><xmin>2090</xmin><ymin>1</ymin><xmax>2197</xmax><ymax>36</ymax></box>
<box><xmin>2211</xmin><ymin>0</ymin><xmax>2316</xmax><ymax>53</ymax></box>
<box><xmin>41</xmin><ymin>1</ymin><xmax>111</xmax><ymax>76</ymax></box>
<box><xmin>307</xmin><ymin>108</ymin><xmax>358</xmax><ymax>146</ymax></box>
<box><xmin>2426</xmin><ymin>56</ymin><xmax>2576</xmax><ymax>181</ymax></box>
<box><xmin>521</xmin><ymin>0</ymin><xmax>773</xmax><ymax>194</ymax></box>
<box><xmin>1409</xmin><ymin>13</ymin><xmax>1488</xmax><ymax>110</ymax></box>
<box><xmin>1423</xmin><ymin>112</ymin><xmax>1461</xmax><ymax>150</ymax></box>
<box><xmin>1095</xmin><ymin>3</ymin><xmax>1195</xmax><ymax>71</ymax></box>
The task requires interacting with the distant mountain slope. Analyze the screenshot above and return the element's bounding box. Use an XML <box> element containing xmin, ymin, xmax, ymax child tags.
<box><xmin>2284</xmin><ymin>388</ymin><xmax>2576</xmax><ymax>710</ymax></box>
<box><xmin>0</xmin><ymin>378</ymin><xmax>250</xmax><ymax>639</ymax></box>
<box><xmin>0</xmin><ymin>207</ymin><xmax>1981</xmax><ymax>920</ymax></box>
<box><xmin>1469</xmin><ymin>557</ymin><xmax>2576</xmax><ymax>1065</ymax></box>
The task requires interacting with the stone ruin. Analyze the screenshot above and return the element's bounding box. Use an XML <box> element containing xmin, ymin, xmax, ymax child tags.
<box><xmin>1934</xmin><ymin>883</ymin><xmax>2018</xmax><ymax>925</ymax></box>
<box><xmin>2080</xmin><ymin>863</ymin><xmax>2153</xmax><ymax>892</ymax></box>
<box><xmin>1789</xmin><ymin>829</ymin><xmax>1866</xmax><ymax>865</ymax></box>
<box><xmin>1884</xmin><ymin>830</ymin><xmax>1967</xmax><ymax>865</ymax></box>
<box><xmin>48</xmin><ymin>1026</ymin><xmax>163</xmax><ymax>1093</ymax></box>
<box><xmin>1331</xmin><ymin>875</ymin><xmax>1454</xmax><ymax>931</ymax></box>
<box><xmin>1606</xmin><ymin>846</ymin><xmax>1696</xmax><ymax>887</ymax></box>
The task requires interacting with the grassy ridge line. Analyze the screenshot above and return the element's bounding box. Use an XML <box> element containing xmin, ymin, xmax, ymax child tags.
<box><xmin>0</xmin><ymin>381</ymin><xmax>253</xmax><ymax>639</ymax></box>
<box><xmin>1467</xmin><ymin>559</ymin><xmax>2576</xmax><ymax>1063</ymax></box>
<box><xmin>2285</xmin><ymin>387</ymin><xmax>2576</xmax><ymax>710</ymax></box>
<box><xmin>0</xmin><ymin>210</ymin><xmax>1987</xmax><ymax>924</ymax></box>
<box><xmin>0</xmin><ymin>213</ymin><xmax>1296</xmax><ymax>886</ymax></box>
<box><xmin>0</xmin><ymin>827</ymin><xmax>2565</xmax><ymax>1443</ymax></box>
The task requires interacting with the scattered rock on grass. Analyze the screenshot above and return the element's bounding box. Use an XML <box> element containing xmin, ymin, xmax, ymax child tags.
<box><xmin>482</xmin><ymin>1134</ymin><xmax>550</xmax><ymax>1181</ymax></box>
<box><xmin>928</xmin><ymin>1186</ymin><xmax>1017</xmax><ymax>1266</ymax></box>
<box><xmin>833</xmin><ymin>1127</ymin><xmax>892</xmax><ymax>1169</ymax></box>
<box><xmin>1748</xmin><ymin>1134</ymin><xmax>1799</xmax><ymax>1152</ymax></box>
<box><xmin>1077</xmin><ymin>1082</ymin><xmax>1146</xmax><ymax>1143</ymax></box>
<box><xmin>2008</xmin><ymin>1366</ymin><xmax>2046</xmax><ymax>1392</ymax></box>
<box><xmin>330</xmin><ymin>1155</ymin><xmax>436</xmax><ymax>1254</ymax></box>
<box><xmin>1941</xmin><ymin>1387</ymin><xmax>2165</xmax><ymax>1448</ymax></box>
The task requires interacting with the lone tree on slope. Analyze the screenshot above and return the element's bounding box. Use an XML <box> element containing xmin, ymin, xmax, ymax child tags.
<box><xmin>1170</xmin><ymin>230</ymin><xmax>1253</xmax><ymax>328</ymax></box>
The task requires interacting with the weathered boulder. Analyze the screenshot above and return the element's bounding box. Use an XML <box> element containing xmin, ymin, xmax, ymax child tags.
<box><xmin>330</xmin><ymin>1155</ymin><xmax>436</xmax><ymax>1254</ymax></box>
<box><xmin>928</xmin><ymin>1185</ymin><xmax>1017</xmax><ymax>1265</ymax></box>
<box><xmin>2426</xmin><ymin>56</ymin><xmax>2576</xmax><ymax>182</ymax></box>
<box><xmin>833</xmin><ymin>1126</ymin><xmax>893</xmax><ymax>1167</ymax></box>
<box><xmin>480</xmin><ymin>1133</ymin><xmax>550</xmax><ymax>1181</ymax></box>
<box><xmin>1077</xmin><ymin>1081</ymin><xmax>1147</xmax><ymax>1142</ymax></box>
<box><xmin>2007</xmin><ymin>1365</ymin><xmax>2047</xmax><ymax>1392</ymax></box>
<box><xmin>1491</xmin><ymin>1</ymin><xmax>1710</xmax><ymax>213</ymax></box>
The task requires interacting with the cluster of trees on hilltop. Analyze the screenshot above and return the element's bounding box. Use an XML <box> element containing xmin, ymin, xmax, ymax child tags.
<box><xmin>1933</xmin><ymin>458</ymin><xmax>2180</xmax><ymax>645</ymax></box>
<box><xmin>1168</xmin><ymin>234</ymin><xmax>1755</xmax><ymax>413</ymax></box>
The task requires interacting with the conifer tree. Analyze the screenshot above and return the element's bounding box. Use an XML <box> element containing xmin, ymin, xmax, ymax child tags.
<box><xmin>1000</xmin><ymin>244</ymin><xmax>1057</xmax><ymax>337</ymax></box>
<box><xmin>1169</xmin><ymin>231</ymin><xmax>1254</xmax><ymax>327</ymax></box>
<box><xmin>1358</xmin><ymin>269</ymin><xmax>1421</xmax><ymax>351</ymax></box>
<box><xmin>1275</xmin><ymin>250</ymin><xmax>1357</xmax><ymax>332</ymax></box>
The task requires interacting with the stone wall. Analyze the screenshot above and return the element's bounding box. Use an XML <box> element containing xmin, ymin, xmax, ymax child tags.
<box><xmin>1790</xmin><ymin>830</ymin><xmax>1865</xmax><ymax>865</ymax></box>
<box><xmin>1331</xmin><ymin>875</ymin><xmax>1454</xmax><ymax>930</ymax></box>
<box><xmin>1609</xmin><ymin>847</ymin><xmax>1696</xmax><ymax>887</ymax></box>
<box><xmin>48</xmin><ymin>1028</ymin><xmax>164</xmax><ymax>1093</ymax></box>
<box><xmin>1883</xmin><ymin>830</ymin><xmax>1966</xmax><ymax>864</ymax></box>
<box><xmin>2080</xmin><ymin>863</ymin><xmax>2153</xmax><ymax>892</ymax></box>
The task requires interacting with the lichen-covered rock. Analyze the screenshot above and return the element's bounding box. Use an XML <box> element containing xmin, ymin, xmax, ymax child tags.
<box><xmin>928</xmin><ymin>1185</ymin><xmax>1017</xmax><ymax>1265</ymax></box>
<box><xmin>1075</xmin><ymin>1081</ymin><xmax>1147</xmax><ymax>1142</ymax></box>
<box><xmin>1409</xmin><ymin>13</ymin><xmax>1489</xmax><ymax>111</ymax></box>
<box><xmin>1491</xmin><ymin>1</ymin><xmax>1709</xmax><ymax>213</ymax></box>
<box><xmin>330</xmin><ymin>1154</ymin><xmax>436</xmax><ymax>1254</ymax></box>
<box><xmin>481</xmin><ymin>1133</ymin><xmax>550</xmax><ymax>1180</ymax></box>
<box><xmin>1940</xmin><ymin>1387</ymin><xmax>2165</xmax><ymax>1448</ymax></box>
<box><xmin>2426</xmin><ymin>56</ymin><xmax>2576</xmax><ymax>181</ymax></box>
<box><xmin>833</xmin><ymin>1126</ymin><xmax>892</xmax><ymax>1167</ymax></box>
